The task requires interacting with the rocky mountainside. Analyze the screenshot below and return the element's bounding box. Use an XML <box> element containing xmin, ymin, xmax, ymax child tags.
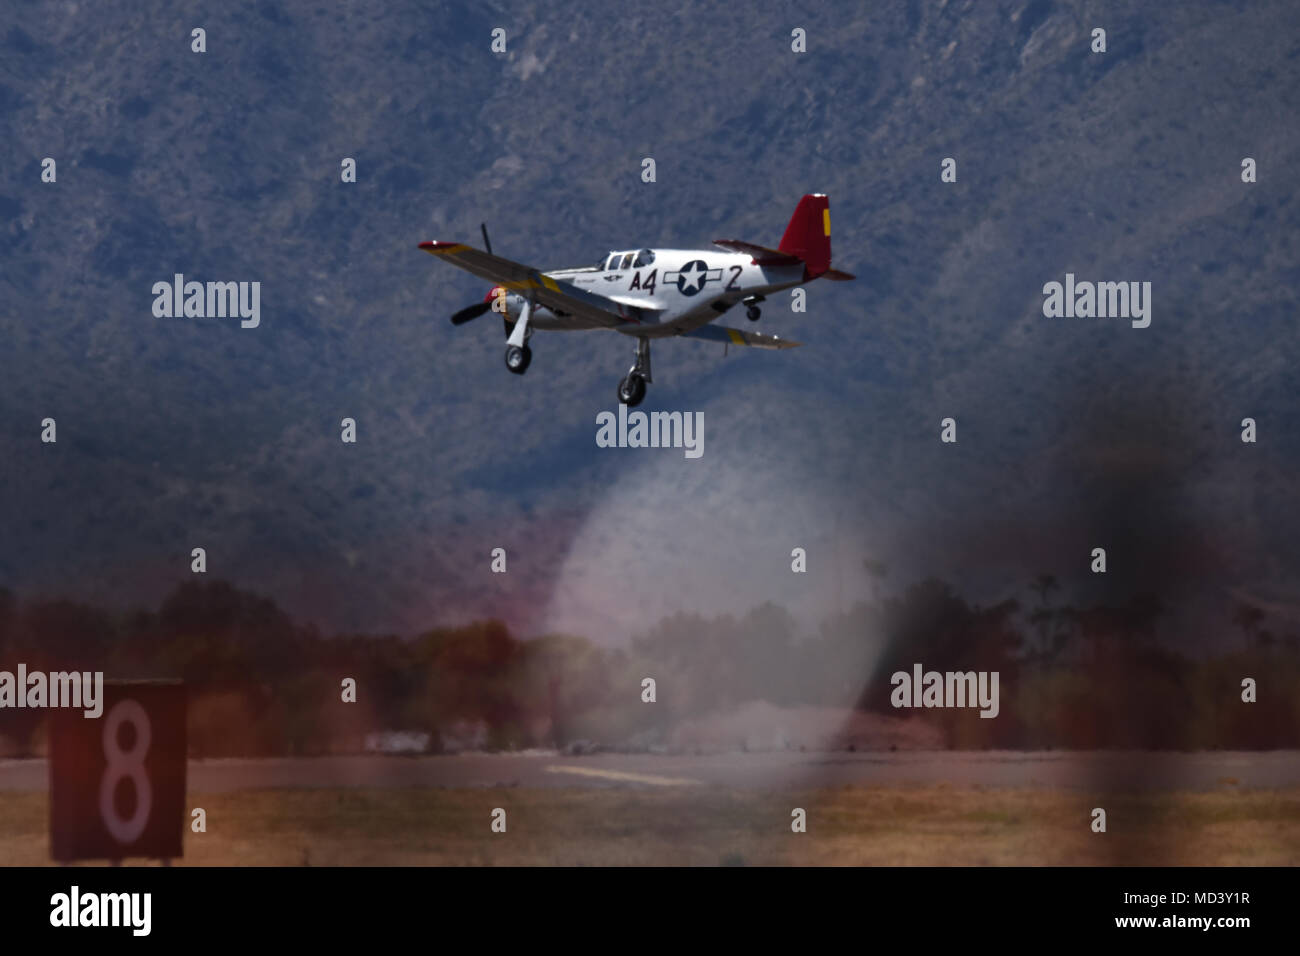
<box><xmin>1</xmin><ymin>0</ymin><xmax>1297</xmax><ymax>644</ymax></box>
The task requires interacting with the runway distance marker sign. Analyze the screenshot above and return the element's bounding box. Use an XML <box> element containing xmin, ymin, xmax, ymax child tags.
<box><xmin>49</xmin><ymin>680</ymin><xmax>186</xmax><ymax>862</ymax></box>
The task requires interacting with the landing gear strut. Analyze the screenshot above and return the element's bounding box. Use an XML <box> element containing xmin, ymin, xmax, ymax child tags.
<box><xmin>617</xmin><ymin>337</ymin><xmax>651</xmax><ymax>408</ymax></box>
<box><xmin>504</xmin><ymin>296</ymin><xmax>535</xmax><ymax>375</ymax></box>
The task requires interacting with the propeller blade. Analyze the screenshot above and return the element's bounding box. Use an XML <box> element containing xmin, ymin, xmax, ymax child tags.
<box><xmin>450</xmin><ymin>301</ymin><xmax>492</xmax><ymax>325</ymax></box>
<box><xmin>481</xmin><ymin>222</ymin><xmax>492</xmax><ymax>255</ymax></box>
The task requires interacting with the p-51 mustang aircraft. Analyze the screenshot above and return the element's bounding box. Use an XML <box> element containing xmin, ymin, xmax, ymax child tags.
<box><xmin>419</xmin><ymin>193</ymin><xmax>853</xmax><ymax>407</ymax></box>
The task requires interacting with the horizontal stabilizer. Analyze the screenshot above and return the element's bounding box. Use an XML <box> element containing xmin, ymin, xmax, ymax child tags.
<box><xmin>681</xmin><ymin>324</ymin><xmax>801</xmax><ymax>349</ymax></box>
<box><xmin>711</xmin><ymin>239</ymin><xmax>803</xmax><ymax>267</ymax></box>
<box><xmin>820</xmin><ymin>268</ymin><xmax>855</xmax><ymax>281</ymax></box>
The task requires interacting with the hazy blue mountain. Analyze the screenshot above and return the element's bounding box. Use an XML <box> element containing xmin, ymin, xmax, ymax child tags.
<box><xmin>1</xmin><ymin>0</ymin><xmax>1297</xmax><ymax>646</ymax></box>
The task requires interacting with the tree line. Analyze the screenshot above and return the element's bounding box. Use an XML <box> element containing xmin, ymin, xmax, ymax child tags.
<box><xmin>0</xmin><ymin>572</ymin><xmax>1295</xmax><ymax>755</ymax></box>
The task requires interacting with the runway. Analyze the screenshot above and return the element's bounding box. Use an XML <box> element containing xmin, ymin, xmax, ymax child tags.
<box><xmin>2</xmin><ymin>750</ymin><xmax>1298</xmax><ymax>792</ymax></box>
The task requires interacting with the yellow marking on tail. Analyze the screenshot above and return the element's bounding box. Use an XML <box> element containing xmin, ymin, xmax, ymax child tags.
<box><xmin>727</xmin><ymin>328</ymin><xmax>746</xmax><ymax>345</ymax></box>
<box><xmin>823</xmin><ymin>209</ymin><xmax>831</xmax><ymax>236</ymax></box>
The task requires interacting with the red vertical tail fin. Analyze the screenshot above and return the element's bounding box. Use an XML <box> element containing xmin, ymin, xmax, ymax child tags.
<box><xmin>778</xmin><ymin>193</ymin><xmax>833</xmax><ymax>278</ymax></box>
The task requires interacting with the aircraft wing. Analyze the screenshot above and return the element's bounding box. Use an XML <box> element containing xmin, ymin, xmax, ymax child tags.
<box><xmin>418</xmin><ymin>241</ymin><xmax>630</xmax><ymax>328</ymax></box>
<box><xmin>604</xmin><ymin>294</ymin><xmax>667</xmax><ymax>312</ymax></box>
<box><xmin>679</xmin><ymin>324</ymin><xmax>802</xmax><ymax>349</ymax></box>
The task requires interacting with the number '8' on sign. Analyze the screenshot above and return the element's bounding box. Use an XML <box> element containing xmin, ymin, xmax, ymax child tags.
<box><xmin>49</xmin><ymin>681</ymin><xmax>186</xmax><ymax>862</ymax></box>
<box><xmin>99</xmin><ymin>699</ymin><xmax>154</xmax><ymax>844</ymax></box>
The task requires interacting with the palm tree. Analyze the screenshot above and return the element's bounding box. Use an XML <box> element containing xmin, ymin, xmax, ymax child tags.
<box><xmin>1027</xmin><ymin>573</ymin><xmax>1059</xmax><ymax>659</ymax></box>
<box><xmin>1029</xmin><ymin>573</ymin><xmax>1058</xmax><ymax>606</ymax></box>
<box><xmin>1232</xmin><ymin>602</ymin><xmax>1265</xmax><ymax>647</ymax></box>
<box><xmin>863</xmin><ymin>558</ymin><xmax>889</xmax><ymax>602</ymax></box>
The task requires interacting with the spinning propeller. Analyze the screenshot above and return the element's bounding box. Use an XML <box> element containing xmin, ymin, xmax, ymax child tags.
<box><xmin>448</xmin><ymin>224</ymin><xmax>506</xmax><ymax>331</ymax></box>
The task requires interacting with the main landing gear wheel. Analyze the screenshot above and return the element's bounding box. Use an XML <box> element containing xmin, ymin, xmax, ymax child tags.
<box><xmin>618</xmin><ymin>372</ymin><xmax>647</xmax><ymax>407</ymax></box>
<box><xmin>617</xmin><ymin>336</ymin><xmax>652</xmax><ymax>407</ymax></box>
<box><xmin>746</xmin><ymin>305</ymin><xmax>761</xmax><ymax>322</ymax></box>
<box><xmin>505</xmin><ymin>344</ymin><xmax>532</xmax><ymax>374</ymax></box>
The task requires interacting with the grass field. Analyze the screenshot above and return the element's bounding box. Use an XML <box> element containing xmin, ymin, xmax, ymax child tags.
<box><xmin>3</xmin><ymin>785</ymin><xmax>1299</xmax><ymax>866</ymax></box>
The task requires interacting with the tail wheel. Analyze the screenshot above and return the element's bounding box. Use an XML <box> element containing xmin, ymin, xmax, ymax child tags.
<box><xmin>505</xmin><ymin>344</ymin><xmax>532</xmax><ymax>374</ymax></box>
<box><xmin>617</xmin><ymin>372</ymin><xmax>647</xmax><ymax>407</ymax></box>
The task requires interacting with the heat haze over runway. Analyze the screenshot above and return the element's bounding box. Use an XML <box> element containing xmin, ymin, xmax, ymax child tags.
<box><xmin>3</xmin><ymin>751</ymin><xmax>1297</xmax><ymax>793</ymax></box>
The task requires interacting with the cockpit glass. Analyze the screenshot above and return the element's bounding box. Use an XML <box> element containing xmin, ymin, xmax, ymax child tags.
<box><xmin>634</xmin><ymin>249</ymin><xmax>655</xmax><ymax>267</ymax></box>
<box><xmin>620</xmin><ymin>253</ymin><xmax>634</xmax><ymax>270</ymax></box>
<box><xmin>606</xmin><ymin>254</ymin><xmax>620</xmax><ymax>271</ymax></box>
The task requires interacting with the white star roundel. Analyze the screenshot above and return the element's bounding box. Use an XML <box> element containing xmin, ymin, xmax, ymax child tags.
<box><xmin>666</xmin><ymin>260</ymin><xmax>722</xmax><ymax>296</ymax></box>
